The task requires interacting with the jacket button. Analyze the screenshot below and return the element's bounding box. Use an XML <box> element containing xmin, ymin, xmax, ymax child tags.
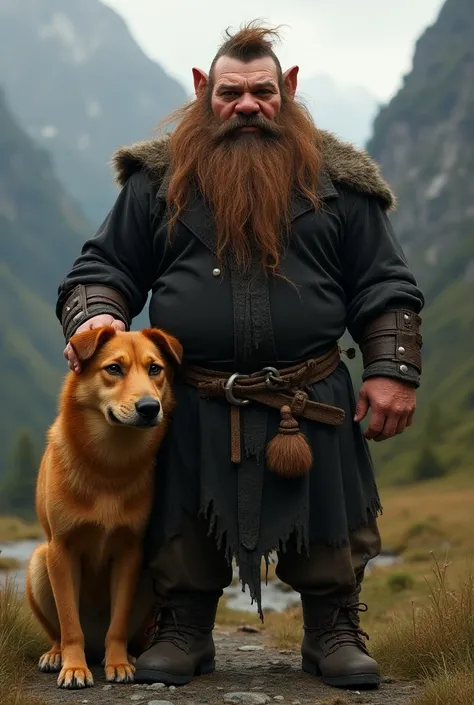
<box><xmin>212</xmin><ymin>268</ymin><xmax>221</xmax><ymax>277</ymax></box>
<box><xmin>399</xmin><ymin>364</ymin><xmax>408</xmax><ymax>373</ymax></box>
<box><xmin>403</xmin><ymin>313</ymin><xmax>410</xmax><ymax>321</ymax></box>
<box><xmin>398</xmin><ymin>346</ymin><xmax>406</xmax><ymax>354</ymax></box>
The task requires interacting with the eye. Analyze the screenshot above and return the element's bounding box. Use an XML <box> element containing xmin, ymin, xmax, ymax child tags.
<box><xmin>104</xmin><ymin>364</ymin><xmax>123</xmax><ymax>376</ymax></box>
<box><xmin>149</xmin><ymin>363</ymin><xmax>163</xmax><ymax>377</ymax></box>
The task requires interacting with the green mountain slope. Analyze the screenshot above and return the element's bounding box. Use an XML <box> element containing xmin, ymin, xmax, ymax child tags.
<box><xmin>0</xmin><ymin>0</ymin><xmax>187</xmax><ymax>227</ymax></box>
<box><xmin>363</xmin><ymin>0</ymin><xmax>474</xmax><ymax>484</ymax></box>
<box><xmin>0</xmin><ymin>88</ymin><xmax>89</xmax><ymax>473</ymax></box>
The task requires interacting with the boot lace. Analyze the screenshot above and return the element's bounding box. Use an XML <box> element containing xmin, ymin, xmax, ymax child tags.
<box><xmin>306</xmin><ymin>601</ymin><xmax>370</xmax><ymax>656</ymax></box>
<box><xmin>144</xmin><ymin>600</ymin><xmax>205</xmax><ymax>654</ymax></box>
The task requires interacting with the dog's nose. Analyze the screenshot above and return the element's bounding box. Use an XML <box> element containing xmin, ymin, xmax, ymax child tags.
<box><xmin>135</xmin><ymin>397</ymin><xmax>161</xmax><ymax>420</ymax></box>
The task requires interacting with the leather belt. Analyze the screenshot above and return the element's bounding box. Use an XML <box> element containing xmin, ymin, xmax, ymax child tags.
<box><xmin>183</xmin><ymin>346</ymin><xmax>345</xmax><ymax>477</ymax></box>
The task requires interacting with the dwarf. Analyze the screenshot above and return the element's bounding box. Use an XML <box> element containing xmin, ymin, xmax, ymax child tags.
<box><xmin>58</xmin><ymin>22</ymin><xmax>423</xmax><ymax>690</ymax></box>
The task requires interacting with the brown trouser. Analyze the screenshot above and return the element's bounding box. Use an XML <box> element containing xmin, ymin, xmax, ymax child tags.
<box><xmin>148</xmin><ymin>512</ymin><xmax>381</xmax><ymax>600</ymax></box>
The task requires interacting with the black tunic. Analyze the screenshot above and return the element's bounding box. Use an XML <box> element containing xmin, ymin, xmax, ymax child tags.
<box><xmin>56</xmin><ymin>160</ymin><xmax>424</xmax><ymax>615</ymax></box>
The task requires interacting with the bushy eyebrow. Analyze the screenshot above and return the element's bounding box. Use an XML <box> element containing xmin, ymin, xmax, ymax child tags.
<box><xmin>254</xmin><ymin>81</ymin><xmax>278</xmax><ymax>90</ymax></box>
<box><xmin>215</xmin><ymin>80</ymin><xmax>277</xmax><ymax>93</ymax></box>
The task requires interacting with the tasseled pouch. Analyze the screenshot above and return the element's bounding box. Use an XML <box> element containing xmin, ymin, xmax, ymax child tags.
<box><xmin>265</xmin><ymin>404</ymin><xmax>313</xmax><ymax>478</ymax></box>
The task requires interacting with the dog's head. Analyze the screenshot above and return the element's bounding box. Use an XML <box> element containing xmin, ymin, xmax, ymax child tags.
<box><xmin>68</xmin><ymin>326</ymin><xmax>183</xmax><ymax>429</ymax></box>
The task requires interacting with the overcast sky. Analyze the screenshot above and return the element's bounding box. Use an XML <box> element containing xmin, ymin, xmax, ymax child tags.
<box><xmin>102</xmin><ymin>0</ymin><xmax>445</xmax><ymax>102</ymax></box>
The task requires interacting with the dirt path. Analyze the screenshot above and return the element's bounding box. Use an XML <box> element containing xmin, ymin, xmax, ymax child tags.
<box><xmin>26</xmin><ymin>625</ymin><xmax>421</xmax><ymax>705</ymax></box>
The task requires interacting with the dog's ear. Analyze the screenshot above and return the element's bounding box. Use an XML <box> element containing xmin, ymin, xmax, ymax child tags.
<box><xmin>142</xmin><ymin>328</ymin><xmax>183</xmax><ymax>366</ymax></box>
<box><xmin>69</xmin><ymin>326</ymin><xmax>117</xmax><ymax>362</ymax></box>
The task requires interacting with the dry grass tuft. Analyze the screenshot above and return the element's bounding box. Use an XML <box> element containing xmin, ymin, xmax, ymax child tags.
<box><xmin>266</xmin><ymin>605</ymin><xmax>302</xmax><ymax>650</ymax></box>
<box><xmin>409</xmin><ymin>665</ymin><xmax>474</xmax><ymax>705</ymax></box>
<box><xmin>373</xmin><ymin>555</ymin><xmax>474</xmax><ymax>680</ymax></box>
<box><xmin>0</xmin><ymin>575</ymin><xmax>49</xmax><ymax>705</ymax></box>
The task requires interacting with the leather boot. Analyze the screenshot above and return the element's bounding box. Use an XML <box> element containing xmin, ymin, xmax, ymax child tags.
<box><xmin>134</xmin><ymin>591</ymin><xmax>219</xmax><ymax>686</ymax></box>
<box><xmin>301</xmin><ymin>592</ymin><xmax>381</xmax><ymax>688</ymax></box>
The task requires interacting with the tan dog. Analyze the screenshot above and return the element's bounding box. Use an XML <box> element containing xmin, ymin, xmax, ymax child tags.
<box><xmin>26</xmin><ymin>326</ymin><xmax>183</xmax><ymax>689</ymax></box>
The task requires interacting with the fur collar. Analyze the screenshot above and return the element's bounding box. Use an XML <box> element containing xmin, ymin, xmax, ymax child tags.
<box><xmin>111</xmin><ymin>130</ymin><xmax>395</xmax><ymax>210</ymax></box>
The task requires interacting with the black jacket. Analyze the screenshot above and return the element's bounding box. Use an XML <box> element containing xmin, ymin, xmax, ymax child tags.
<box><xmin>55</xmin><ymin>132</ymin><xmax>424</xmax><ymax>615</ymax></box>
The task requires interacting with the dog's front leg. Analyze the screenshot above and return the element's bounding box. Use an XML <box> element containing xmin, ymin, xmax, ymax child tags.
<box><xmin>46</xmin><ymin>541</ymin><xmax>93</xmax><ymax>689</ymax></box>
<box><xmin>104</xmin><ymin>542</ymin><xmax>142</xmax><ymax>683</ymax></box>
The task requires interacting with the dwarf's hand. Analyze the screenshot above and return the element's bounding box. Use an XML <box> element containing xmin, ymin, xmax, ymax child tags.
<box><xmin>353</xmin><ymin>377</ymin><xmax>416</xmax><ymax>441</ymax></box>
<box><xmin>63</xmin><ymin>315</ymin><xmax>125</xmax><ymax>373</ymax></box>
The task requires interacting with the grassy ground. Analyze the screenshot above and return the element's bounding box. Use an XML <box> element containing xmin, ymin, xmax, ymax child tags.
<box><xmin>0</xmin><ymin>576</ymin><xmax>49</xmax><ymax>705</ymax></box>
<box><xmin>2</xmin><ymin>475</ymin><xmax>474</xmax><ymax>704</ymax></box>
<box><xmin>216</xmin><ymin>474</ymin><xmax>474</xmax><ymax>704</ymax></box>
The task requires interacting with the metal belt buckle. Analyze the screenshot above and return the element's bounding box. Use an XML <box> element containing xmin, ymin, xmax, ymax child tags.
<box><xmin>224</xmin><ymin>372</ymin><xmax>250</xmax><ymax>406</ymax></box>
<box><xmin>260</xmin><ymin>366</ymin><xmax>283</xmax><ymax>390</ymax></box>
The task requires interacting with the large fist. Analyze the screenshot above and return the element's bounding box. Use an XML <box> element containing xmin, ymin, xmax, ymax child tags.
<box><xmin>63</xmin><ymin>315</ymin><xmax>126</xmax><ymax>373</ymax></box>
<box><xmin>354</xmin><ymin>376</ymin><xmax>416</xmax><ymax>442</ymax></box>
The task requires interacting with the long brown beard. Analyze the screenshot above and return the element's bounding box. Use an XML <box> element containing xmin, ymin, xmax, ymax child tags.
<box><xmin>164</xmin><ymin>91</ymin><xmax>323</xmax><ymax>273</ymax></box>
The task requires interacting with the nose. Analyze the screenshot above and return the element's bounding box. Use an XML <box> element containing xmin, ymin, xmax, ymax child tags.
<box><xmin>235</xmin><ymin>93</ymin><xmax>260</xmax><ymax>116</ymax></box>
<box><xmin>135</xmin><ymin>397</ymin><xmax>161</xmax><ymax>420</ymax></box>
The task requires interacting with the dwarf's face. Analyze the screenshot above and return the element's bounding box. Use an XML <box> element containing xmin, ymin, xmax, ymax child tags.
<box><xmin>209</xmin><ymin>55</ymin><xmax>283</xmax><ymax>127</ymax></box>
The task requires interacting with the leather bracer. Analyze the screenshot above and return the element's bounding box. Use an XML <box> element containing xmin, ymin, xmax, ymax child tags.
<box><xmin>61</xmin><ymin>284</ymin><xmax>131</xmax><ymax>341</ymax></box>
<box><xmin>360</xmin><ymin>309</ymin><xmax>422</xmax><ymax>386</ymax></box>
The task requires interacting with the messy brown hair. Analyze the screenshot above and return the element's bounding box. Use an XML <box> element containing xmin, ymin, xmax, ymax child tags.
<box><xmin>162</xmin><ymin>21</ymin><xmax>322</xmax><ymax>273</ymax></box>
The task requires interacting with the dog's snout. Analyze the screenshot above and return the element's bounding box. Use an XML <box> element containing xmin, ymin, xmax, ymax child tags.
<box><xmin>135</xmin><ymin>397</ymin><xmax>161</xmax><ymax>420</ymax></box>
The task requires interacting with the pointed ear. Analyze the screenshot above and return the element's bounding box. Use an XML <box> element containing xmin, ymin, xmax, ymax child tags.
<box><xmin>142</xmin><ymin>328</ymin><xmax>183</xmax><ymax>367</ymax></box>
<box><xmin>69</xmin><ymin>326</ymin><xmax>117</xmax><ymax>362</ymax></box>
<box><xmin>283</xmin><ymin>65</ymin><xmax>299</xmax><ymax>99</ymax></box>
<box><xmin>192</xmin><ymin>67</ymin><xmax>209</xmax><ymax>97</ymax></box>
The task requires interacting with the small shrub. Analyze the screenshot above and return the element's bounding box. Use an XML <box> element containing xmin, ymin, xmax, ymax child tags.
<box><xmin>397</xmin><ymin>517</ymin><xmax>446</xmax><ymax>554</ymax></box>
<box><xmin>412</xmin><ymin>446</ymin><xmax>448</xmax><ymax>482</ymax></box>
<box><xmin>387</xmin><ymin>572</ymin><xmax>415</xmax><ymax>593</ymax></box>
<box><xmin>404</xmin><ymin>549</ymin><xmax>433</xmax><ymax>564</ymax></box>
<box><xmin>406</xmin><ymin>517</ymin><xmax>442</xmax><ymax>539</ymax></box>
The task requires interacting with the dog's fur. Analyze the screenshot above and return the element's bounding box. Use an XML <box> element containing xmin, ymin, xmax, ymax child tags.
<box><xmin>26</xmin><ymin>326</ymin><xmax>183</xmax><ymax>689</ymax></box>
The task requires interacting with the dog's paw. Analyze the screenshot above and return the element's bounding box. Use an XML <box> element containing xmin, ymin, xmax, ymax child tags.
<box><xmin>57</xmin><ymin>665</ymin><xmax>94</xmax><ymax>689</ymax></box>
<box><xmin>38</xmin><ymin>648</ymin><xmax>62</xmax><ymax>673</ymax></box>
<box><xmin>105</xmin><ymin>661</ymin><xmax>136</xmax><ymax>683</ymax></box>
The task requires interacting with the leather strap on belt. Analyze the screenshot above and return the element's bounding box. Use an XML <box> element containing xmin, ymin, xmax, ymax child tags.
<box><xmin>183</xmin><ymin>346</ymin><xmax>345</xmax><ymax>479</ymax></box>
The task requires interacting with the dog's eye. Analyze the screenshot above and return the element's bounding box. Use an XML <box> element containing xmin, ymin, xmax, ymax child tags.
<box><xmin>149</xmin><ymin>363</ymin><xmax>163</xmax><ymax>377</ymax></box>
<box><xmin>104</xmin><ymin>364</ymin><xmax>123</xmax><ymax>376</ymax></box>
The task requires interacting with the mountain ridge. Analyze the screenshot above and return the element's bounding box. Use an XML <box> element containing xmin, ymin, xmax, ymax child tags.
<box><xmin>0</xmin><ymin>0</ymin><xmax>188</xmax><ymax>227</ymax></box>
<box><xmin>364</xmin><ymin>0</ymin><xmax>474</xmax><ymax>483</ymax></box>
<box><xmin>0</xmin><ymin>86</ymin><xmax>88</xmax><ymax>473</ymax></box>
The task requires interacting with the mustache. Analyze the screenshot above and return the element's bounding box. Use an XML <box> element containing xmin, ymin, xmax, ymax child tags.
<box><xmin>211</xmin><ymin>114</ymin><xmax>283</xmax><ymax>142</ymax></box>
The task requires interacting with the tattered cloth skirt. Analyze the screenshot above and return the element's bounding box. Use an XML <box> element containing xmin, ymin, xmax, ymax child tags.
<box><xmin>143</xmin><ymin>357</ymin><xmax>382</xmax><ymax>618</ymax></box>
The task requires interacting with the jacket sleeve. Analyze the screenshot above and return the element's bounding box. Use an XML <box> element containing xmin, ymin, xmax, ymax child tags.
<box><xmin>56</xmin><ymin>170</ymin><xmax>159</xmax><ymax>337</ymax></box>
<box><xmin>341</xmin><ymin>189</ymin><xmax>425</xmax><ymax>387</ymax></box>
